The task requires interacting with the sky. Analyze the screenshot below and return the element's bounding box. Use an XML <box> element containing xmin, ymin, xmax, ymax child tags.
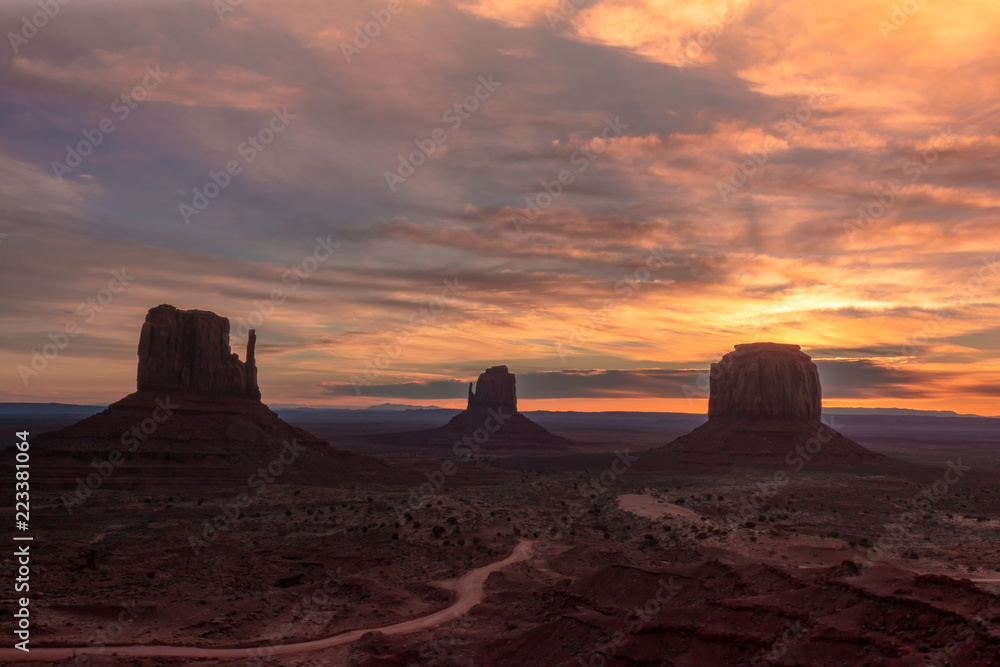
<box><xmin>1</xmin><ymin>0</ymin><xmax>998</xmax><ymax>415</ymax></box>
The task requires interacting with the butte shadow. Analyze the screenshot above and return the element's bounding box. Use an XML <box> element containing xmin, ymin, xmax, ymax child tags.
<box><xmin>640</xmin><ymin>343</ymin><xmax>885</xmax><ymax>470</ymax></box>
<box><xmin>31</xmin><ymin>304</ymin><xmax>380</xmax><ymax>490</ymax></box>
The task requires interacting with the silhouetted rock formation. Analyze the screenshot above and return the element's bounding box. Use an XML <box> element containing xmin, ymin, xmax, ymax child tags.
<box><xmin>362</xmin><ymin>366</ymin><xmax>574</xmax><ymax>452</ymax></box>
<box><xmin>467</xmin><ymin>365</ymin><xmax>517</xmax><ymax>412</ymax></box>
<box><xmin>442</xmin><ymin>365</ymin><xmax>572</xmax><ymax>448</ymax></box>
<box><xmin>137</xmin><ymin>304</ymin><xmax>260</xmax><ymax>399</ymax></box>
<box><xmin>646</xmin><ymin>343</ymin><xmax>881</xmax><ymax>466</ymax></box>
<box><xmin>31</xmin><ymin>305</ymin><xmax>372</xmax><ymax>490</ymax></box>
<box><xmin>708</xmin><ymin>343</ymin><xmax>820</xmax><ymax>421</ymax></box>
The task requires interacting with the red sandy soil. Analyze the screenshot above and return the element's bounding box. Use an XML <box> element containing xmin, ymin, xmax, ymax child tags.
<box><xmin>2</xmin><ymin>419</ymin><xmax>998</xmax><ymax>666</ymax></box>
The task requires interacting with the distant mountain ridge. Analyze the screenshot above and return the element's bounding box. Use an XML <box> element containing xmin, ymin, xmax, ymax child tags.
<box><xmin>1</xmin><ymin>403</ymin><xmax>994</xmax><ymax>418</ymax></box>
<box><xmin>0</xmin><ymin>403</ymin><xmax>106</xmax><ymax>415</ymax></box>
<box><xmin>823</xmin><ymin>407</ymin><xmax>984</xmax><ymax>417</ymax></box>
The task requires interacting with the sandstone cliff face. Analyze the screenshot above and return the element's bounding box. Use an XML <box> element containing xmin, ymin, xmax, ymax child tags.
<box><xmin>435</xmin><ymin>365</ymin><xmax>572</xmax><ymax>449</ymax></box>
<box><xmin>708</xmin><ymin>342</ymin><xmax>821</xmax><ymax>421</ymax></box>
<box><xmin>468</xmin><ymin>365</ymin><xmax>517</xmax><ymax>412</ymax></box>
<box><xmin>136</xmin><ymin>304</ymin><xmax>260</xmax><ymax>399</ymax></box>
<box><xmin>32</xmin><ymin>304</ymin><xmax>372</xmax><ymax>489</ymax></box>
<box><xmin>648</xmin><ymin>342</ymin><xmax>881</xmax><ymax>464</ymax></box>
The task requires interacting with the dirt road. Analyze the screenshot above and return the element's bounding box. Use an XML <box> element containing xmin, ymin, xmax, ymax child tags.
<box><xmin>0</xmin><ymin>539</ymin><xmax>535</xmax><ymax>663</ymax></box>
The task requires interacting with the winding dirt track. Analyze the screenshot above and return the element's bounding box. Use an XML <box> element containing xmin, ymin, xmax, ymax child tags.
<box><xmin>0</xmin><ymin>539</ymin><xmax>535</xmax><ymax>663</ymax></box>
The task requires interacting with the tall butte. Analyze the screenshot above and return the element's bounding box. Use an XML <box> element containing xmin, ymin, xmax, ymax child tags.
<box><xmin>466</xmin><ymin>365</ymin><xmax>518</xmax><ymax>413</ymax></box>
<box><xmin>655</xmin><ymin>343</ymin><xmax>880</xmax><ymax>463</ymax></box>
<box><xmin>137</xmin><ymin>304</ymin><xmax>261</xmax><ymax>399</ymax></box>
<box><xmin>440</xmin><ymin>365</ymin><xmax>573</xmax><ymax>449</ymax></box>
<box><xmin>34</xmin><ymin>304</ymin><xmax>368</xmax><ymax>489</ymax></box>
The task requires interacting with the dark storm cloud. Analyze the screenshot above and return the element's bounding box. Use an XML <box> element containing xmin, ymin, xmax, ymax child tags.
<box><xmin>946</xmin><ymin>327</ymin><xmax>1000</xmax><ymax>352</ymax></box>
<box><xmin>1</xmin><ymin>0</ymin><xmax>998</xmax><ymax>410</ymax></box>
<box><xmin>815</xmin><ymin>360</ymin><xmax>954</xmax><ymax>399</ymax></box>
<box><xmin>320</xmin><ymin>362</ymin><xmax>959</xmax><ymax>402</ymax></box>
<box><xmin>320</xmin><ymin>368</ymin><xmax>701</xmax><ymax>399</ymax></box>
<box><xmin>808</xmin><ymin>346</ymin><xmax>908</xmax><ymax>359</ymax></box>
